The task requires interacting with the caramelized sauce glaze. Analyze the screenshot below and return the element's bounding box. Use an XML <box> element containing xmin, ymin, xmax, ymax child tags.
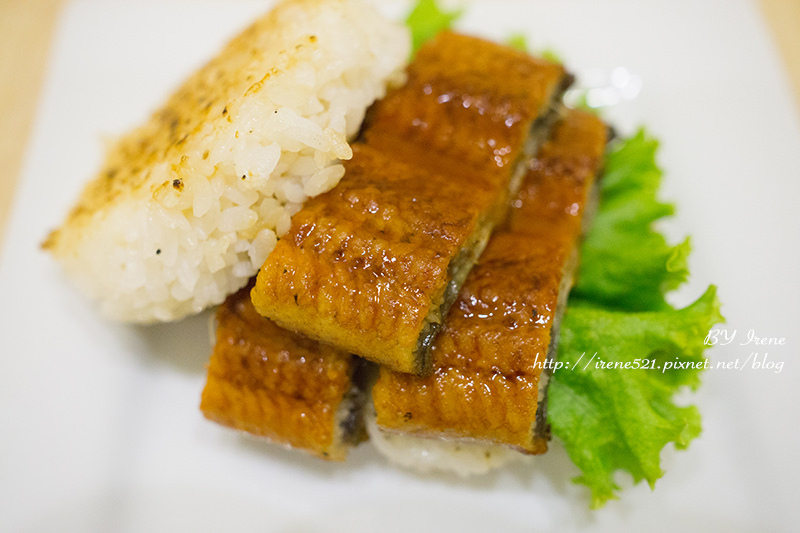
<box><xmin>372</xmin><ymin>111</ymin><xmax>608</xmax><ymax>453</ymax></box>
<box><xmin>201</xmin><ymin>281</ymin><xmax>359</xmax><ymax>460</ymax></box>
<box><xmin>252</xmin><ymin>32</ymin><xmax>566</xmax><ymax>374</ymax></box>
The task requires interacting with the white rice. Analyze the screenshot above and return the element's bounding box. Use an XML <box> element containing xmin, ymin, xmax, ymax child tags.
<box><xmin>366</xmin><ymin>406</ymin><xmax>526</xmax><ymax>476</ymax></box>
<box><xmin>45</xmin><ymin>0</ymin><xmax>410</xmax><ymax>322</ymax></box>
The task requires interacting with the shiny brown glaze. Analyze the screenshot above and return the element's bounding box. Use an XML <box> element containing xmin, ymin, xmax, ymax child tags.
<box><xmin>365</xmin><ymin>31</ymin><xmax>566</xmax><ymax>179</ymax></box>
<box><xmin>200</xmin><ymin>281</ymin><xmax>362</xmax><ymax>460</ymax></box>
<box><xmin>372</xmin><ymin>111</ymin><xmax>608</xmax><ymax>453</ymax></box>
<box><xmin>252</xmin><ymin>32</ymin><xmax>566</xmax><ymax>374</ymax></box>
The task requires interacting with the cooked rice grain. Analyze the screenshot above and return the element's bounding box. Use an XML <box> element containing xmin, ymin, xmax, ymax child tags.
<box><xmin>366</xmin><ymin>406</ymin><xmax>524</xmax><ymax>476</ymax></box>
<box><xmin>43</xmin><ymin>0</ymin><xmax>409</xmax><ymax>322</ymax></box>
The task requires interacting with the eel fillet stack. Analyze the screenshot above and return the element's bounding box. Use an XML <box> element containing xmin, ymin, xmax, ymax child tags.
<box><xmin>371</xmin><ymin>110</ymin><xmax>608</xmax><ymax>454</ymax></box>
<box><xmin>251</xmin><ymin>31</ymin><xmax>569</xmax><ymax>374</ymax></box>
<box><xmin>201</xmin><ymin>32</ymin><xmax>571</xmax><ymax>460</ymax></box>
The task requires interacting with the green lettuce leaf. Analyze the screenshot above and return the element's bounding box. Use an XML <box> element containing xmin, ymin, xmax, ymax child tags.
<box><xmin>506</xmin><ymin>33</ymin><xmax>529</xmax><ymax>52</ymax></box>
<box><xmin>550</xmin><ymin>288</ymin><xmax>722</xmax><ymax>508</ymax></box>
<box><xmin>550</xmin><ymin>131</ymin><xmax>723</xmax><ymax>508</ymax></box>
<box><xmin>571</xmin><ymin>130</ymin><xmax>690</xmax><ymax>311</ymax></box>
<box><xmin>405</xmin><ymin>0</ymin><xmax>464</xmax><ymax>54</ymax></box>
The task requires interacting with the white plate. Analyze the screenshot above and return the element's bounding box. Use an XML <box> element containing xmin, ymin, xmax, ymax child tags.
<box><xmin>2</xmin><ymin>0</ymin><xmax>799</xmax><ymax>531</ymax></box>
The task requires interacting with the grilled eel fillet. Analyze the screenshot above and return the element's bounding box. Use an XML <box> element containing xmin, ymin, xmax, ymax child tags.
<box><xmin>251</xmin><ymin>32</ymin><xmax>569</xmax><ymax>374</ymax></box>
<box><xmin>372</xmin><ymin>110</ymin><xmax>608</xmax><ymax>454</ymax></box>
<box><xmin>201</xmin><ymin>281</ymin><xmax>366</xmax><ymax>460</ymax></box>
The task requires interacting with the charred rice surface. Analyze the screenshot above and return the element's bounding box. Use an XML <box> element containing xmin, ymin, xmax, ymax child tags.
<box><xmin>41</xmin><ymin>0</ymin><xmax>409</xmax><ymax>323</ymax></box>
<box><xmin>201</xmin><ymin>282</ymin><xmax>363</xmax><ymax>460</ymax></box>
<box><xmin>252</xmin><ymin>32</ymin><xmax>566</xmax><ymax>374</ymax></box>
<box><xmin>372</xmin><ymin>111</ymin><xmax>608</xmax><ymax>453</ymax></box>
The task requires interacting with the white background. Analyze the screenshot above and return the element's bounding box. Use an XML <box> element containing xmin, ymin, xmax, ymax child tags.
<box><xmin>1</xmin><ymin>0</ymin><xmax>798</xmax><ymax>531</ymax></box>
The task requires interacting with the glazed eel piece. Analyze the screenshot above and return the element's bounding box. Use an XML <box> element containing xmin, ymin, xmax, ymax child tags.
<box><xmin>251</xmin><ymin>32</ymin><xmax>569</xmax><ymax>374</ymax></box>
<box><xmin>200</xmin><ymin>280</ymin><xmax>366</xmax><ymax>460</ymax></box>
<box><xmin>372</xmin><ymin>110</ymin><xmax>608</xmax><ymax>454</ymax></box>
<box><xmin>200</xmin><ymin>34</ymin><xmax>567</xmax><ymax>459</ymax></box>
